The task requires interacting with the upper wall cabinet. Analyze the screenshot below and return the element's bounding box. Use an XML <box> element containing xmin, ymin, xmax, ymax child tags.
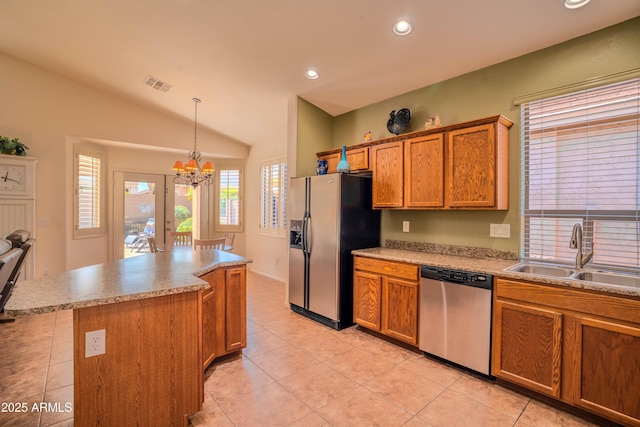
<box><xmin>404</xmin><ymin>134</ymin><xmax>445</xmax><ymax>208</ymax></box>
<box><xmin>318</xmin><ymin>147</ymin><xmax>369</xmax><ymax>174</ymax></box>
<box><xmin>371</xmin><ymin>141</ymin><xmax>404</xmax><ymax>208</ymax></box>
<box><xmin>316</xmin><ymin>115</ymin><xmax>512</xmax><ymax>210</ymax></box>
<box><xmin>370</xmin><ymin>134</ymin><xmax>445</xmax><ymax>209</ymax></box>
<box><xmin>446</xmin><ymin>119</ymin><xmax>510</xmax><ymax>209</ymax></box>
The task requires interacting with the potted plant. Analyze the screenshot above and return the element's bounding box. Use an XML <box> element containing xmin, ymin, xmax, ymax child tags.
<box><xmin>0</xmin><ymin>136</ymin><xmax>29</xmax><ymax>156</ymax></box>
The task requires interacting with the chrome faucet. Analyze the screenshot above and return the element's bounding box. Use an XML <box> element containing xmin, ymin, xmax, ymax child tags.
<box><xmin>570</xmin><ymin>223</ymin><xmax>593</xmax><ymax>269</ymax></box>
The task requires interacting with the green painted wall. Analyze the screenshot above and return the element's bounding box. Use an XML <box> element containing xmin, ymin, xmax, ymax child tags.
<box><xmin>296</xmin><ymin>97</ymin><xmax>334</xmax><ymax>177</ymax></box>
<box><xmin>298</xmin><ymin>17</ymin><xmax>640</xmax><ymax>255</ymax></box>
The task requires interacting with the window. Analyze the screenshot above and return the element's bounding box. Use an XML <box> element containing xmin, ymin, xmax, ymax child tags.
<box><xmin>74</xmin><ymin>145</ymin><xmax>105</xmax><ymax>238</ymax></box>
<box><xmin>521</xmin><ymin>78</ymin><xmax>640</xmax><ymax>271</ymax></box>
<box><xmin>216</xmin><ymin>167</ymin><xmax>242</xmax><ymax>231</ymax></box>
<box><xmin>260</xmin><ymin>158</ymin><xmax>287</xmax><ymax>236</ymax></box>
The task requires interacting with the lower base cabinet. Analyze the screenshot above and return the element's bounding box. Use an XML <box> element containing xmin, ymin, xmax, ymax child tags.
<box><xmin>353</xmin><ymin>256</ymin><xmax>419</xmax><ymax>346</ymax></box>
<box><xmin>200</xmin><ymin>265</ymin><xmax>247</xmax><ymax>370</ymax></box>
<box><xmin>493</xmin><ymin>278</ymin><xmax>640</xmax><ymax>426</ymax></box>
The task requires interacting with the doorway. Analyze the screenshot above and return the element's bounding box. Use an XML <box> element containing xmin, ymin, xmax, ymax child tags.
<box><xmin>113</xmin><ymin>172</ymin><xmax>166</xmax><ymax>259</ymax></box>
<box><xmin>113</xmin><ymin>172</ymin><xmax>204</xmax><ymax>260</ymax></box>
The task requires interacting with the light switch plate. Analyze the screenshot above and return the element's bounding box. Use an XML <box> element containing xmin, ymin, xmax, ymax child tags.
<box><xmin>490</xmin><ymin>224</ymin><xmax>511</xmax><ymax>238</ymax></box>
<box><xmin>85</xmin><ymin>329</ymin><xmax>106</xmax><ymax>358</ymax></box>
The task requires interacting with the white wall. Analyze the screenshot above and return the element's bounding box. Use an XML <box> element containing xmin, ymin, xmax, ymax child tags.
<box><xmin>243</xmin><ymin>97</ymin><xmax>292</xmax><ymax>283</ymax></box>
<box><xmin>0</xmin><ymin>53</ymin><xmax>250</xmax><ymax>276</ymax></box>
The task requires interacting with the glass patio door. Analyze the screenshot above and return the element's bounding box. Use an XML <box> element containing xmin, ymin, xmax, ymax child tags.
<box><xmin>113</xmin><ymin>172</ymin><xmax>167</xmax><ymax>259</ymax></box>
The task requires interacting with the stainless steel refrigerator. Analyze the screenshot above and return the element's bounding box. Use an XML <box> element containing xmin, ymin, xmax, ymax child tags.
<box><xmin>289</xmin><ymin>174</ymin><xmax>380</xmax><ymax>330</ymax></box>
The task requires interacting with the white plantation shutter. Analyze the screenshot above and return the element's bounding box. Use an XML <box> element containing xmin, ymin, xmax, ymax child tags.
<box><xmin>74</xmin><ymin>147</ymin><xmax>105</xmax><ymax>237</ymax></box>
<box><xmin>521</xmin><ymin>78</ymin><xmax>640</xmax><ymax>270</ymax></box>
<box><xmin>218</xmin><ymin>168</ymin><xmax>241</xmax><ymax>228</ymax></box>
<box><xmin>260</xmin><ymin>158</ymin><xmax>287</xmax><ymax>235</ymax></box>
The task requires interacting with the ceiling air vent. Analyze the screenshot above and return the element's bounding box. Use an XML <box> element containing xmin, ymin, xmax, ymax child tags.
<box><xmin>143</xmin><ymin>75</ymin><xmax>173</xmax><ymax>93</ymax></box>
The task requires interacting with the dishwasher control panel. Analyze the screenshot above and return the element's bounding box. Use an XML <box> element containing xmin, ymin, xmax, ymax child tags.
<box><xmin>420</xmin><ymin>265</ymin><xmax>493</xmax><ymax>290</ymax></box>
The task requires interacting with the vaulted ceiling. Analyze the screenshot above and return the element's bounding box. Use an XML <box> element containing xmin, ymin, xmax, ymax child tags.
<box><xmin>1</xmin><ymin>0</ymin><xmax>638</xmax><ymax>153</ymax></box>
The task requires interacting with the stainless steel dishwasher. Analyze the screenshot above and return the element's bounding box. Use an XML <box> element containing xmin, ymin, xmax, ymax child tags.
<box><xmin>419</xmin><ymin>265</ymin><xmax>493</xmax><ymax>376</ymax></box>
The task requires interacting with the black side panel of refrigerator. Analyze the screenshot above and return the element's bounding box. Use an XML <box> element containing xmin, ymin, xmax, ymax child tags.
<box><xmin>338</xmin><ymin>174</ymin><xmax>381</xmax><ymax>328</ymax></box>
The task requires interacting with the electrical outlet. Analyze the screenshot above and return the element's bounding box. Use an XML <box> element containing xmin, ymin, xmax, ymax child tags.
<box><xmin>85</xmin><ymin>329</ymin><xmax>106</xmax><ymax>358</ymax></box>
<box><xmin>402</xmin><ymin>221</ymin><xmax>410</xmax><ymax>233</ymax></box>
<box><xmin>490</xmin><ymin>224</ymin><xmax>511</xmax><ymax>238</ymax></box>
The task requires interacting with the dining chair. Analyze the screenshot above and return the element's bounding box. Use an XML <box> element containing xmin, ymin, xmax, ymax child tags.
<box><xmin>193</xmin><ymin>238</ymin><xmax>226</xmax><ymax>250</ymax></box>
<box><xmin>146</xmin><ymin>237</ymin><xmax>159</xmax><ymax>253</ymax></box>
<box><xmin>0</xmin><ymin>247</ymin><xmax>24</xmax><ymax>324</ymax></box>
<box><xmin>169</xmin><ymin>231</ymin><xmax>192</xmax><ymax>248</ymax></box>
<box><xmin>223</xmin><ymin>232</ymin><xmax>235</xmax><ymax>250</ymax></box>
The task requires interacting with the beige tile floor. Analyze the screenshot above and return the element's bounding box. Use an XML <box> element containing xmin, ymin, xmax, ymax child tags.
<box><xmin>0</xmin><ymin>272</ymin><xmax>606</xmax><ymax>426</ymax></box>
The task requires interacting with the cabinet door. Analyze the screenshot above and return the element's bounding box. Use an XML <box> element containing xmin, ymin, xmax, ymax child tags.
<box><xmin>572</xmin><ymin>316</ymin><xmax>640</xmax><ymax>425</ymax></box>
<box><xmin>320</xmin><ymin>153</ymin><xmax>341</xmax><ymax>174</ymax></box>
<box><xmin>201</xmin><ymin>286</ymin><xmax>218</xmax><ymax>369</ymax></box>
<box><xmin>353</xmin><ymin>270</ymin><xmax>382</xmax><ymax>330</ymax></box>
<box><xmin>346</xmin><ymin>147</ymin><xmax>369</xmax><ymax>171</ymax></box>
<box><xmin>371</xmin><ymin>141</ymin><xmax>404</xmax><ymax>208</ymax></box>
<box><xmin>225</xmin><ymin>266</ymin><xmax>247</xmax><ymax>353</ymax></box>
<box><xmin>382</xmin><ymin>277</ymin><xmax>419</xmax><ymax>345</ymax></box>
<box><xmin>492</xmin><ymin>300</ymin><xmax>563</xmax><ymax>398</ymax></box>
<box><xmin>404</xmin><ymin>134</ymin><xmax>444</xmax><ymax>208</ymax></box>
<box><xmin>446</xmin><ymin>123</ymin><xmax>496</xmax><ymax>208</ymax></box>
<box><xmin>320</xmin><ymin>148</ymin><xmax>370</xmax><ymax>173</ymax></box>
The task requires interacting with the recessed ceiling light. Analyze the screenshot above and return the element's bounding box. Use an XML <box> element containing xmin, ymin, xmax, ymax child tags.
<box><xmin>564</xmin><ymin>0</ymin><xmax>590</xmax><ymax>9</ymax></box>
<box><xmin>393</xmin><ymin>20</ymin><xmax>412</xmax><ymax>36</ymax></box>
<box><xmin>305</xmin><ymin>69</ymin><xmax>319</xmax><ymax>80</ymax></box>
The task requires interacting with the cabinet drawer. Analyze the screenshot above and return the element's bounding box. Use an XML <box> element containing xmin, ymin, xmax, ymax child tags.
<box><xmin>354</xmin><ymin>256</ymin><xmax>418</xmax><ymax>281</ymax></box>
<box><xmin>496</xmin><ymin>278</ymin><xmax>640</xmax><ymax>325</ymax></box>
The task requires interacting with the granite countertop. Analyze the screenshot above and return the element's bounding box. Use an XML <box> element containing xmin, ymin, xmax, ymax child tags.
<box><xmin>5</xmin><ymin>249</ymin><xmax>252</xmax><ymax>316</ymax></box>
<box><xmin>353</xmin><ymin>247</ymin><xmax>640</xmax><ymax>299</ymax></box>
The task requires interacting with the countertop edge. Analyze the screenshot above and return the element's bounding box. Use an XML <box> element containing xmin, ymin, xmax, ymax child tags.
<box><xmin>193</xmin><ymin>258</ymin><xmax>253</xmax><ymax>277</ymax></box>
<box><xmin>352</xmin><ymin>248</ymin><xmax>640</xmax><ymax>298</ymax></box>
<box><xmin>4</xmin><ymin>283</ymin><xmax>210</xmax><ymax>317</ymax></box>
<box><xmin>5</xmin><ymin>252</ymin><xmax>253</xmax><ymax>317</ymax></box>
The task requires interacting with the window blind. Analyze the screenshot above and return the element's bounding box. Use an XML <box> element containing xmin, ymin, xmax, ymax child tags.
<box><xmin>260</xmin><ymin>159</ymin><xmax>287</xmax><ymax>234</ymax></box>
<box><xmin>218</xmin><ymin>169</ymin><xmax>240</xmax><ymax>226</ymax></box>
<box><xmin>77</xmin><ymin>153</ymin><xmax>101</xmax><ymax>230</ymax></box>
<box><xmin>521</xmin><ymin>78</ymin><xmax>640</xmax><ymax>271</ymax></box>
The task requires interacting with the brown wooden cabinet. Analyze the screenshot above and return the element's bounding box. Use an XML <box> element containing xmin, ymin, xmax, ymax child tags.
<box><xmin>366</xmin><ymin>115</ymin><xmax>511</xmax><ymax>210</ymax></box>
<box><xmin>371</xmin><ymin>135</ymin><xmax>445</xmax><ymax>209</ymax></box>
<box><xmin>446</xmin><ymin>121</ymin><xmax>509</xmax><ymax>209</ymax></box>
<box><xmin>572</xmin><ymin>316</ymin><xmax>640</xmax><ymax>425</ymax></box>
<box><xmin>371</xmin><ymin>141</ymin><xmax>404</xmax><ymax>208</ymax></box>
<box><xmin>200</xmin><ymin>265</ymin><xmax>247</xmax><ymax>370</ymax></box>
<box><xmin>493</xmin><ymin>277</ymin><xmax>640</xmax><ymax>426</ymax></box>
<box><xmin>404</xmin><ymin>134</ymin><xmax>445</xmax><ymax>208</ymax></box>
<box><xmin>493</xmin><ymin>298</ymin><xmax>563</xmax><ymax>398</ymax></box>
<box><xmin>318</xmin><ymin>147</ymin><xmax>369</xmax><ymax>173</ymax></box>
<box><xmin>353</xmin><ymin>256</ymin><xmax>419</xmax><ymax>346</ymax></box>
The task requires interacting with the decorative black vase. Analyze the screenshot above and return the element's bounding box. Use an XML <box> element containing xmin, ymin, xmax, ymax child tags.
<box><xmin>387</xmin><ymin>108</ymin><xmax>411</xmax><ymax>135</ymax></box>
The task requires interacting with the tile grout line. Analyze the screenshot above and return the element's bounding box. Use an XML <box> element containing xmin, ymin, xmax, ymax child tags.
<box><xmin>37</xmin><ymin>311</ymin><xmax>59</xmax><ymax>427</ymax></box>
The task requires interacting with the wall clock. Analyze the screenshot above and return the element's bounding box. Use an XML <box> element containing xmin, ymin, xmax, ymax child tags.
<box><xmin>0</xmin><ymin>154</ymin><xmax>37</xmax><ymax>279</ymax></box>
<box><xmin>0</xmin><ymin>154</ymin><xmax>36</xmax><ymax>198</ymax></box>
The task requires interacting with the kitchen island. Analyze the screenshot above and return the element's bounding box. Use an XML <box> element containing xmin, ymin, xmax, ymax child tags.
<box><xmin>5</xmin><ymin>249</ymin><xmax>251</xmax><ymax>426</ymax></box>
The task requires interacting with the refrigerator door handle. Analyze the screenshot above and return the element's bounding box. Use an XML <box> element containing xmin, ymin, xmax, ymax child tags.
<box><xmin>301</xmin><ymin>216</ymin><xmax>308</xmax><ymax>254</ymax></box>
<box><xmin>306</xmin><ymin>217</ymin><xmax>312</xmax><ymax>254</ymax></box>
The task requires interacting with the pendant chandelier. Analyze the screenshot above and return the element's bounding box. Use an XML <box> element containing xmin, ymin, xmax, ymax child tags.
<box><xmin>172</xmin><ymin>97</ymin><xmax>215</xmax><ymax>187</ymax></box>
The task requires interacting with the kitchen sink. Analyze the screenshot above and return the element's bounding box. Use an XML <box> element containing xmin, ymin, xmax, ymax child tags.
<box><xmin>505</xmin><ymin>263</ymin><xmax>576</xmax><ymax>278</ymax></box>
<box><xmin>505</xmin><ymin>262</ymin><xmax>640</xmax><ymax>289</ymax></box>
<box><xmin>572</xmin><ymin>271</ymin><xmax>640</xmax><ymax>288</ymax></box>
